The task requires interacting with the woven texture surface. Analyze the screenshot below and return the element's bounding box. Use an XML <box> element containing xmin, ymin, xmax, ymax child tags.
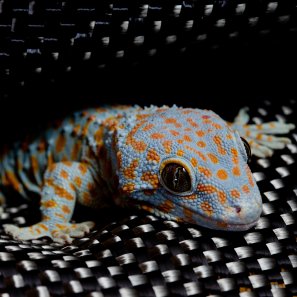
<box><xmin>0</xmin><ymin>100</ymin><xmax>296</xmax><ymax>296</ymax></box>
<box><xmin>1</xmin><ymin>0</ymin><xmax>297</xmax><ymax>102</ymax></box>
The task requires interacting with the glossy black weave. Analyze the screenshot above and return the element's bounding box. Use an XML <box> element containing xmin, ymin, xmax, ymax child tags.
<box><xmin>0</xmin><ymin>0</ymin><xmax>297</xmax><ymax>101</ymax></box>
<box><xmin>0</xmin><ymin>100</ymin><xmax>296</xmax><ymax>296</ymax></box>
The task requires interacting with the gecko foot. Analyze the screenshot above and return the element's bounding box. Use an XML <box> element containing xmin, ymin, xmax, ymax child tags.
<box><xmin>3</xmin><ymin>221</ymin><xmax>95</xmax><ymax>244</ymax></box>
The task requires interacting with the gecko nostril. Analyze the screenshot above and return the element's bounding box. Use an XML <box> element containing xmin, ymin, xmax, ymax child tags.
<box><xmin>235</xmin><ymin>206</ymin><xmax>241</xmax><ymax>213</ymax></box>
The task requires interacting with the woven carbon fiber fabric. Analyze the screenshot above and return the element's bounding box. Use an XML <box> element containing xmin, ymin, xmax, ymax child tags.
<box><xmin>0</xmin><ymin>100</ymin><xmax>296</xmax><ymax>296</ymax></box>
<box><xmin>0</xmin><ymin>0</ymin><xmax>297</xmax><ymax>104</ymax></box>
<box><xmin>0</xmin><ymin>0</ymin><xmax>295</xmax><ymax>73</ymax></box>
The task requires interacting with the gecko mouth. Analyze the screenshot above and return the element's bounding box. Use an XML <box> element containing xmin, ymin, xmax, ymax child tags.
<box><xmin>138</xmin><ymin>200</ymin><xmax>260</xmax><ymax>232</ymax></box>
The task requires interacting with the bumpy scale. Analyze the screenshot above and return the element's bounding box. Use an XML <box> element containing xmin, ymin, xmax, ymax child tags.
<box><xmin>0</xmin><ymin>105</ymin><xmax>294</xmax><ymax>244</ymax></box>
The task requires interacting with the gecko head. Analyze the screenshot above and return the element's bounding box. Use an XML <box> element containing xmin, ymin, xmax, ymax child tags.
<box><xmin>115</xmin><ymin>105</ymin><xmax>262</xmax><ymax>231</ymax></box>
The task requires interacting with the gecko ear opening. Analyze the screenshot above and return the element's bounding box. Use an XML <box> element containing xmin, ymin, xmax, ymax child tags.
<box><xmin>240</xmin><ymin>137</ymin><xmax>252</xmax><ymax>163</ymax></box>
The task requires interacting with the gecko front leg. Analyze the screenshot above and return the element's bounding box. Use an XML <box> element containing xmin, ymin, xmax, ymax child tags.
<box><xmin>230</xmin><ymin>107</ymin><xmax>295</xmax><ymax>158</ymax></box>
<box><xmin>4</xmin><ymin>161</ymin><xmax>98</xmax><ymax>244</ymax></box>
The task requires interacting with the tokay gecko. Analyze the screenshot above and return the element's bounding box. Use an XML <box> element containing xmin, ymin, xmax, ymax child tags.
<box><xmin>0</xmin><ymin>105</ymin><xmax>295</xmax><ymax>244</ymax></box>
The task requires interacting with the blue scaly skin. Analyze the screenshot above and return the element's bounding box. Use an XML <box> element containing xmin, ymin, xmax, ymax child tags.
<box><xmin>0</xmin><ymin>105</ymin><xmax>294</xmax><ymax>244</ymax></box>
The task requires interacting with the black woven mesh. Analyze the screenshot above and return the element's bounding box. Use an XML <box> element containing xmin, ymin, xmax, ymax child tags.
<box><xmin>1</xmin><ymin>0</ymin><xmax>297</xmax><ymax>295</ymax></box>
<box><xmin>0</xmin><ymin>0</ymin><xmax>297</xmax><ymax>104</ymax></box>
<box><xmin>0</xmin><ymin>100</ymin><xmax>296</xmax><ymax>296</ymax></box>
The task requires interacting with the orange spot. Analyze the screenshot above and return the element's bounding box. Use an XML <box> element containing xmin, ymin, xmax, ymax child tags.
<box><xmin>117</xmin><ymin>151</ymin><xmax>122</xmax><ymax>168</ymax></box>
<box><xmin>197</xmin><ymin>141</ymin><xmax>206</xmax><ymax>148</ymax></box>
<box><xmin>136</xmin><ymin>113</ymin><xmax>151</xmax><ymax>120</ymax></box>
<box><xmin>200</xmin><ymin>201</ymin><xmax>213</xmax><ymax>216</ymax></box>
<box><xmin>83</xmin><ymin>192</ymin><xmax>91</xmax><ymax>204</ymax></box>
<box><xmin>164</xmin><ymin>118</ymin><xmax>180</xmax><ymax>126</ymax></box>
<box><xmin>242</xmin><ymin>185</ymin><xmax>250</xmax><ymax>193</ymax></box>
<box><xmin>170</xmin><ymin>130</ymin><xmax>179</xmax><ymax>137</ymax></box>
<box><xmin>231</xmin><ymin>189</ymin><xmax>240</xmax><ymax>198</ymax></box>
<box><xmin>198</xmin><ymin>166</ymin><xmax>212</xmax><ymax>178</ymax></box>
<box><xmin>38</xmin><ymin>224</ymin><xmax>49</xmax><ymax>231</ymax></box>
<box><xmin>162</xmin><ymin>140</ymin><xmax>172</xmax><ymax>154</ymax></box>
<box><xmin>164</xmin><ymin>118</ymin><xmax>176</xmax><ymax>124</ymax></box>
<box><xmin>183</xmin><ymin>135</ymin><xmax>192</xmax><ymax>142</ymax></box>
<box><xmin>183</xmin><ymin>207</ymin><xmax>195</xmax><ymax>223</ymax></box>
<box><xmin>212</xmin><ymin>123</ymin><xmax>222</xmax><ymax>129</ymax></box>
<box><xmin>71</xmin><ymin>141</ymin><xmax>82</xmax><ymax>160</ymax></box>
<box><xmin>197</xmin><ymin>184</ymin><xmax>226</xmax><ymax>204</ymax></box>
<box><xmin>72</xmin><ymin>124</ymin><xmax>81</xmax><ymax>136</ymax></box>
<box><xmin>140</xmin><ymin>204</ymin><xmax>154</xmax><ymax>213</ymax></box>
<box><xmin>186</xmin><ymin>118</ymin><xmax>199</xmax><ymax>128</ymax></box>
<box><xmin>232</xmin><ymin>166</ymin><xmax>241</xmax><ymax>176</ymax></box>
<box><xmin>126</xmin><ymin>121</ymin><xmax>148</xmax><ymax>152</ymax></box>
<box><xmin>45</xmin><ymin>178</ymin><xmax>74</xmax><ymax>200</ymax></box>
<box><xmin>60</xmin><ymin>170</ymin><xmax>68</xmax><ymax>179</ymax></box>
<box><xmin>177</xmin><ymin>149</ymin><xmax>184</xmax><ymax>156</ymax></box>
<box><xmin>55</xmin><ymin>213</ymin><xmax>65</xmax><ymax>220</ymax></box>
<box><xmin>158</xmin><ymin>200</ymin><xmax>174</xmax><ymax>213</ymax></box>
<box><xmin>196</xmin><ymin>130</ymin><xmax>205</xmax><ymax>137</ymax></box>
<box><xmin>62</xmin><ymin>205</ymin><xmax>71</xmax><ymax>214</ymax></box>
<box><xmin>151</xmin><ymin>133</ymin><xmax>165</xmax><ymax>139</ymax></box>
<box><xmin>78</xmin><ymin>163</ymin><xmax>88</xmax><ymax>175</ymax></box>
<box><xmin>141</xmin><ymin>172</ymin><xmax>159</xmax><ymax>188</ymax></box>
<box><xmin>31</xmin><ymin>156</ymin><xmax>39</xmax><ymax>175</ymax></box>
<box><xmin>191</xmin><ymin>157</ymin><xmax>198</xmax><ymax>167</ymax></box>
<box><xmin>55</xmin><ymin>134</ymin><xmax>66</xmax><ymax>153</ymax></box>
<box><xmin>123</xmin><ymin>159</ymin><xmax>139</xmax><ymax>179</ymax></box>
<box><xmin>147</xmin><ymin>148</ymin><xmax>160</xmax><ymax>163</ymax></box>
<box><xmin>42</xmin><ymin>215</ymin><xmax>50</xmax><ymax>221</ymax></box>
<box><xmin>132</xmin><ymin>139</ymin><xmax>147</xmax><ymax>152</ymax></box>
<box><xmin>256</xmin><ymin>134</ymin><xmax>263</xmax><ymax>140</ymax></box>
<box><xmin>207</xmin><ymin>153</ymin><xmax>219</xmax><ymax>164</ymax></box>
<box><xmin>184</xmin><ymin>127</ymin><xmax>192</xmax><ymax>132</ymax></box>
<box><xmin>69</xmin><ymin>183</ymin><xmax>76</xmax><ymax>191</ymax></box>
<box><xmin>217</xmin><ymin>169</ymin><xmax>228</xmax><ymax>180</ymax></box>
<box><xmin>213</xmin><ymin>135</ymin><xmax>227</xmax><ymax>155</ymax></box>
<box><xmin>226</xmin><ymin>133</ymin><xmax>233</xmax><ymax>140</ymax></box>
<box><xmin>231</xmin><ymin>147</ymin><xmax>239</xmax><ymax>165</ymax></box>
<box><xmin>55</xmin><ymin>224</ymin><xmax>67</xmax><ymax>230</ymax></box>
<box><xmin>269</xmin><ymin>123</ymin><xmax>276</xmax><ymax>128</ymax></box>
<box><xmin>74</xmin><ymin>176</ymin><xmax>82</xmax><ymax>187</ymax></box>
<box><xmin>246</xmin><ymin>165</ymin><xmax>255</xmax><ymax>187</ymax></box>
<box><xmin>183</xmin><ymin>194</ymin><xmax>197</xmax><ymax>199</ymax></box>
<box><xmin>63</xmin><ymin>161</ymin><xmax>73</xmax><ymax>167</ymax></box>
<box><xmin>42</xmin><ymin>200</ymin><xmax>58</xmax><ymax>208</ymax></box>
<box><xmin>185</xmin><ymin>145</ymin><xmax>207</xmax><ymax>161</ymax></box>
<box><xmin>231</xmin><ymin>147</ymin><xmax>238</xmax><ymax>157</ymax></box>
<box><xmin>122</xmin><ymin>183</ymin><xmax>135</xmax><ymax>193</ymax></box>
<box><xmin>177</xmin><ymin>139</ymin><xmax>184</xmax><ymax>144</ymax></box>
<box><xmin>142</xmin><ymin>123</ymin><xmax>154</xmax><ymax>131</ymax></box>
<box><xmin>94</xmin><ymin>126</ymin><xmax>104</xmax><ymax>145</ymax></box>
<box><xmin>5</xmin><ymin>171</ymin><xmax>21</xmax><ymax>192</ymax></box>
<box><xmin>217</xmin><ymin>221</ymin><xmax>228</xmax><ymax>229</ymax></box>
<box><xmin>87</xmin><ymin>182</ymin><xmax>96</xmax><ymax>192</ymax></box>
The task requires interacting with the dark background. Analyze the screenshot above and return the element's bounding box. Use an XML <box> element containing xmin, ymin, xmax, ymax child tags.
<box><xmin>0</xmin><ymin>0</ymin><xmax>297</xmax><ymax>146</ymax></box>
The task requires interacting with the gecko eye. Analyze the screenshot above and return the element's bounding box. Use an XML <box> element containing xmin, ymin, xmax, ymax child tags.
<box><xmin>161</xmin><ymin>163</ymin><xmax>191</xmax><ymax>193</ymax></box>
<box><xmin>241</xmin><ymin>137</ymin><xmax>251</xmax><ymax>163</ymax></box>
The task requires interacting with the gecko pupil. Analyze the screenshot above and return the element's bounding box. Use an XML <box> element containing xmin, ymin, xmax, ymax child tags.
<box><xmin>161</xmin><ymin>163</ymin><xmax>191</xmax><ymax>193</ymax></box>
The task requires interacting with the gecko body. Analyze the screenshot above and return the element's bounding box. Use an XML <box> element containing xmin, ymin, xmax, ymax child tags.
<box><xmin>0</xmin><ymin>105</ymin><xmax>294</xmax><ymax>244</ymax></box>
